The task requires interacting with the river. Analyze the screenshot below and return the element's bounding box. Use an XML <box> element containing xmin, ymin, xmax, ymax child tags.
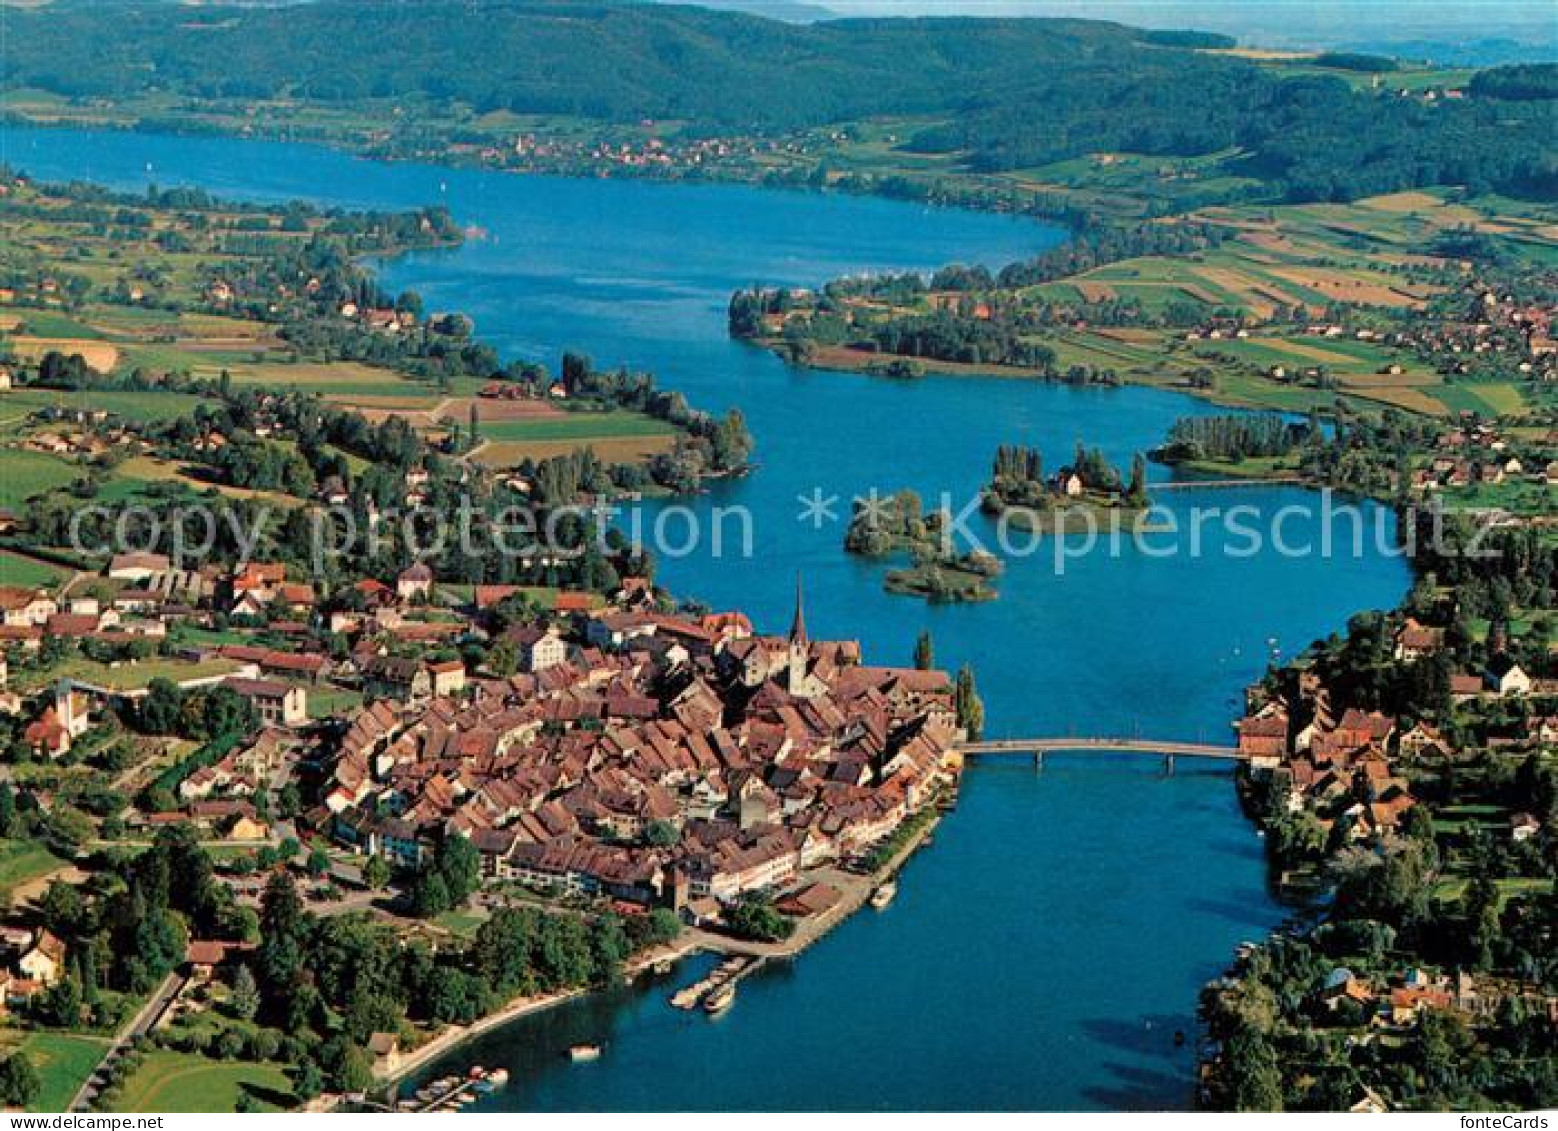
<box><xmin>0</xmin><ymin>126</ymin><xmax>1410</xmax><ymax>1110</ymax></box>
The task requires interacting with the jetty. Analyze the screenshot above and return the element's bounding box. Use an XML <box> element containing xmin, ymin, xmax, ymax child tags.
<box><xmin>670</xmin><ymin>954</ymin><xmax>764</xmax><ymax>1011</ymax></box>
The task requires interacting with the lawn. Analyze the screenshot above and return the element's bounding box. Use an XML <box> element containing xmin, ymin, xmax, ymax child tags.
<box><xmin>6</xmin><ymin>1031</ymin><xmax>109</xmax><ymax>1112</ymax></box>
<box><xmin>49</xmin><ymin>656</ymin><xmax>245</xmax><ymax>693</ymax></box>
<box><xmin>0</xmin><ymin>548</ymin><xmax>64</xmax><ymax>588</ymax></box>
<box><xmin>0</xmin><ymin>839</ymin><xmax>68</xmax><ymax>906</ymax></box>
<box><xmin>0</xmin><ymin>447</ymin><xmax>79</xmax><ymax>508</ymax></box>
<box><xmin>112</xmin><ymin>1050</ymin><xmax>295</xmax><ymax>1113</ymax></box>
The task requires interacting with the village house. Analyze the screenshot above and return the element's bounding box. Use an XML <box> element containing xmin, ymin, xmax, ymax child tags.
<box><xmin>0</xmin><ymin>586</ymin><xmax>57</xmax><ymax>627</ymax></box>
<box><xmin>396</xmin><ymin>562</ymin><xmax>434</xmax><ymax>603</ymax></box>
<box><xmin>1485</xmin><ymin>657</ymin><xmax>1531</xmax><ymax>698</ymax></box>
<box><xmin>362</xmin><ymin>655</ymin><xmax>432</xmax><ymax>704</ymax></box>
<box><xmin>108</xmin><ymin>551</ymin><xmax>171</xmax><ymax>583</ymax></box>
<box><xmin>426</xmin><ymin>659</ymin><xmax>467</xmax><ymax>697</ymax></box>
<box><xmin>16</xmin><ymin>930</ymin><xmax>66</xmax><ymax>985</ymax></box>
<box><xmin>1392</xmin><ymin>618</ymin><xmax>1444</xmax><ymax>662</ymax></box>
<box><xmin>510</xmin><ymin>625</ymin><xmax>568</xmax><ymax>672</ymax></box>
<box><xmin>224</xmin><ymin>677</ymin><xmax>308</xmax><ymax>727</ymax></box>
<box><xmin>368</xmin><ymin>1032</ymin><xmax>403</xmax><ymax>1076</ymax></box>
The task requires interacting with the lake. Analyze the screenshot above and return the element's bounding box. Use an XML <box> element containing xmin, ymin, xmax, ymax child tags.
<box><xmin>0</xmin><ymin>125</ymin><xmax>1411</xmax><ymax>1110</ymax></box>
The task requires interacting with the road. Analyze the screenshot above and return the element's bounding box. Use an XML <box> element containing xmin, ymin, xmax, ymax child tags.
<box><xmin>68</xmin><ymin>969</ymin><xmax>186</xmax><ymax>1112</ymax></box>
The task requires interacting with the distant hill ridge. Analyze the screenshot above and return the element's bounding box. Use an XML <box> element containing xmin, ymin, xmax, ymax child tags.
<box><xmin>3</xmin><ymin>0</ymin><xmax>1553</xmax><ymax>201</ymax></box>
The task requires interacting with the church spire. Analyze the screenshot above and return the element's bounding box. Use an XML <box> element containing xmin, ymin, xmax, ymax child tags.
<box><xmin>789</xmin><ymin>573</ymin><xmax>808</xmax><ymax>646</ymax></box>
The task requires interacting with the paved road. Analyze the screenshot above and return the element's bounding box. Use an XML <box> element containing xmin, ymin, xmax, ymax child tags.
<box><xmin>69</xmin><ymin>970</ymin><xmax>186</xmax><ymax>1112</ymax></box>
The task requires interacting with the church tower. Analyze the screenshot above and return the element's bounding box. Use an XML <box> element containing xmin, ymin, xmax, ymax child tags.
<box><xmin>787</xmin><ymin>574</ymin><xmax>809</xmax><ymax>697</ymax></box>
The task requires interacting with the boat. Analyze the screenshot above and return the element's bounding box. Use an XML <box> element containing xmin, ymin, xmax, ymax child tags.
<box><xmin>703</xmin><ymin>984</ymin><xmax>736</xmax><ymax>1014</ymax></box>
<box><xmin>870</xmin><ymin>881</ymin><xmax>898</xmax><ymax>910</ymax></box>
<box><xmin>652</xmin><ymin>958</ymin><xmax>673</xmax><ymax>975</ymax></box>
<box><xmin>569</xmin><ymin>1044</ymin><xmax>603</xmax><ymax>1061</ymax></box>
<box><xmin>486</xmin><ymin>1068</ymin><xmax>510</xmax><ymax>1086</ymax></box>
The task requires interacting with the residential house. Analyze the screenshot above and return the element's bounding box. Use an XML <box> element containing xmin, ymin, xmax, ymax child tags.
<box><xmin>225</xmin><ymin>677</ymin><xmax>308</xmax><ymax>727</ymax></box>
<box><xmin>1486</xmin><ymin>657</ymin><xmax>1531</xmax><ymax>698</ymax></box>
<box><xmin>427</xmin><ymin>659</ymin><xmax>467</xmax><ymax>698</ymax></box>
<box><xmin>363</xmin><ymin>656</ymin><xmax>432</xmax><ymax>704</ymax></box>
<box><xmin>17</xmin><ymin>930</ymin><xmax>66</xmax><ymax>985</ymax></box>
<box><xmin>0</xmin><ymin>587</ymin><xmax>56</xmax><ymax>627</ymax></box>
<box><xmin>396</xmin><ymin>562</ymin><xmax>434</xmax><ymax>603</ymax></box>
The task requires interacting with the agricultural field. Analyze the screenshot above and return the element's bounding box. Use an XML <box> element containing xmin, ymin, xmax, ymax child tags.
<box><xmin>779</xmin><ymin>188</ymin><xmax>1555</xmax><ymax>419</ymax></box>
<box><xmin>469</xmin><ymin>409</ymin><xmax>680</xmax><ymax>466</ymax></box>
<box><xmin>0</xmin><ymin>446</ymin><xmax>78</xmax><ymax>508</ymax></box>
<box><xmin>0</xmin><ymin>386</ymin><xmax>212</xmax><ymax>425</ymax></box>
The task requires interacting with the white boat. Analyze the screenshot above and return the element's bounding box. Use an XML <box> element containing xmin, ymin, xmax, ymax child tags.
<box><xmin>870</xmin><ymin>881</ymin><xmax>898</xmax><ymax>910</ymax></box>
<box><xmin>569</xmin><ymin>1045</ymin><xmax>603</xmax><ymax>1061</ymax></box>
<box><xmin>703</xmin><ymin>984</ymin><xmax>736</xmax><ymax>1015</ymax></box>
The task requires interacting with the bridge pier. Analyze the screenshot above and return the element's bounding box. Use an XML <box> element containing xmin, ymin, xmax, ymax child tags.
<box><xmin>1034</xmin><ymin>750</ymin><xmax>1044</xmax><ymax>770</ymax></box>
<box><xmin>1163</xmin><ymin>753</ymin><xmax>1175</xmax><ymax>776</ymax></box>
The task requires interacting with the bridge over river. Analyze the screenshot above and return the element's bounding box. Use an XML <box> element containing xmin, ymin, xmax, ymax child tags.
<box><xmin>960</xmin><ymin>736</ymin><xmax>1245</xmax><ymax>770</ymax></box>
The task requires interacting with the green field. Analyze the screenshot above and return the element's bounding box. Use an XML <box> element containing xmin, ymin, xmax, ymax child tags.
<box><xmin>46</xmin><ymin>657</ymin><xmax>245</xmax><ymax>693</ymax></box>
<box><xmin>6</xmin><ymin>312</ymin><xmax>104</xmax><ymax>339</ymax></box>
<box><xmin>0</xmin><ymin>549</ymin><xmax>64</xmax><ymax>588</ymax></box>
<box><xmin>0</xmin><ymin>448</ymin><xmax>78</xmax><ymax>508</ymax></box>
<box><xmin>112</xmin><ymin>1050</ymin><xmax>295</xmax><ymax>1113</ymax></box>
<box><xmin>0</xmin><ymin>388</ymin><xmax>211</xmax><ymax>425</ymax></box>
<box><xmin>8</xmin><ymin>1031</ymin><xmax>109</xmax><ymax>1112</ymax></box>
<box><xmin>0</xmin><ymin>839</ymin><xmax>67</xmax><ymax>901</ymax></box>
<box><xmin>1431</xmin><ymin>382</ymin><xmax>1529</xmax><ymax>417</ymax></box>
<box><xmin>477</xmin><ymin>410</ymin><xmax>677</xmax><ymax>442</ymax></box>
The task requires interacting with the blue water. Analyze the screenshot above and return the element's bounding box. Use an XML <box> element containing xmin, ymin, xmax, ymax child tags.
<box><xmin>0</xmin><ymin>126</ymin><xmax>1411</xmax><ymax>1109</ymax></box>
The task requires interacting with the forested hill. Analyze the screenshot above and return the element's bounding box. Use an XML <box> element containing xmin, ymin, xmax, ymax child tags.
<box><xmin>3</xmin><ymin>1</ymin><xmax>1215</xmax><ymax>124</ymax></box>
<box><xmin>3</xmin><ymin>0</ymin><xmax>1554</xmax><ymax>202</ymax></box>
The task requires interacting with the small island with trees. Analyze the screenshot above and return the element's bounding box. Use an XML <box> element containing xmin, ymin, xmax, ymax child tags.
<box><xmin>981</xmin><ymin>442</ymin><xmax>1150</xmax><ymax>532</ymax></box>
<box><xmin>842</xmin><ymin>490</ymin><xmax>1003</xmax><ymax>603</ymax></box>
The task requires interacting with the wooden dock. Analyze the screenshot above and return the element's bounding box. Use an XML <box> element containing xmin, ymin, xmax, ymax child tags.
<box><xmin>670</xmin><ymin>954</ymin><xmax>764</xmax><ymax>1010</ymax></box>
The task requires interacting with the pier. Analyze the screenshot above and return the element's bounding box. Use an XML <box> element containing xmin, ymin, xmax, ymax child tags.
<box><xmin>670</xmin><ymin>955</ymin><xmax>765</xmax><ymax>1011</ymax></box>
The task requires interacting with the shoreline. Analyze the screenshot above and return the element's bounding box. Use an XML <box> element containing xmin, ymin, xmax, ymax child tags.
<box><xmin>751</xmin><ymin>340</ymin><xmax>1437</xmax><ymax>419</ymax></box>
<box><xmin>375</xmin><ymin>939</ymin><xmax>701</xmax><ymax>1092</ymax></box>
<box><xmin>376</xmin><ymin>805</ymin><xmax>946</xmax><ymax>1095</ymax></box>
<box><xmin>0</xmin><ymin>115</ymin><xmax>1073</xmax><ymax>229</ymax></box>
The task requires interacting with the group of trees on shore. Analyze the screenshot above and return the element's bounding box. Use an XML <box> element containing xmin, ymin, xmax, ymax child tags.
<box><xmin>25</xmin><ymin>820</ymin><xmax>680</xmax><ymax>1100</ymax></box>
<box><xmin>1157</xmin><ymin>414</ymin><xmax>1313</xmax><ymax>464</ymax></box>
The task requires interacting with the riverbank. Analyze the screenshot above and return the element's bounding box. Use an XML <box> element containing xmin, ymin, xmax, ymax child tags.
<box><xmin>382</xmin><ymin>804</ymin><xmax>946</xmax><ymax>1097</ymax></box>
<box><xmin>375</xmin><ymin>938</ymin><xmax>700</xmax><ymax>1091</ymax></box>
<box><xmin>761</xmin><ymin>341</ymin><xmax>1385</xmax><ymax>418</ymax></box>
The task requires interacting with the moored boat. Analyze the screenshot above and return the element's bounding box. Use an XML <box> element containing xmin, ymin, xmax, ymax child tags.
<box><xmin>870</xmin><ymin>881</ymin><xmax>898</xmax><ymax>909</ymax></box>
<box><xmin>569</xmin><ymin>1044</ymin><xmax>603</xmax><ymax>1061</ymax></box>
<box><xmin>703</xmin><ymin>983</ymin><xmax>736</xmax><ymax>1014</ymax></box>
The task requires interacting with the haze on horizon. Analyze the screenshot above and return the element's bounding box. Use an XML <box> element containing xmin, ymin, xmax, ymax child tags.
<box><xmin>701</xmin><ymin>0</ymin><xmax>1558</xmax><ymax>54</ymax></box>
